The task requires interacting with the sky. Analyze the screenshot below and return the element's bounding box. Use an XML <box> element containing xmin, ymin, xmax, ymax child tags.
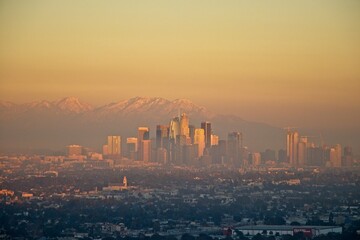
<box><xmin>0</xmin><ymin>0</ymin><xmax>359</xmax><ymax>131</ymax></box>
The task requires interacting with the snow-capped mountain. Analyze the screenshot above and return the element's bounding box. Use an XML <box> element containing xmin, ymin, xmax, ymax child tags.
<box><xmin>0</xmin><ymin>97</ymin><xmax>94</xmax><ymax>114</ymax></box>
<box><xmin>54</xmin><ymin>97</ymin><xmax>93</xmax><ymax>113</ymax></box>
<box><xmin>0</xmin><ymin>96</ymin><xmax>284</xmax><ymax>152</ymax></box>
<box><xmin>93</xmin><ymin>96</ymin><xmax>214</xmax><ymax>119</ymax></box>
<box><xmin>0</xmin><ymin>101</ymin><xmax>17</xmax><ymax>110</ymax></box>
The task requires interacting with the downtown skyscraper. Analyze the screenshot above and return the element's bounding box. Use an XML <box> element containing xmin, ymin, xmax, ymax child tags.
<box><xmin>107</xmin><ymin>136</ymin><xmax>121</xmax><ymax>156</ymax></box>
<box><xmin>201</xmin><ymin>121</ymin><xmax>212</xmax><ymax>148</ymax></box>
<box><xmin>286</xmin><ymin>130</ymin><xmax>299</xmax><ymax>166</ymax></box>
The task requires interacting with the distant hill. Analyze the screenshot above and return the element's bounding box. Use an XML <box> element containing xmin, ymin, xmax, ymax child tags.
<box><xmin>0</xmin><ymin>96</ymin><xmax>284</xmax><ymax>153</ymax></box>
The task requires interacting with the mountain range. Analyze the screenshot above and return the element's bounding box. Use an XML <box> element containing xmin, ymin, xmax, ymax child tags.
<box><xmin>0</xmin><ymin>96</ymin><xmax>285</xmax><ymax>153</ymax></box>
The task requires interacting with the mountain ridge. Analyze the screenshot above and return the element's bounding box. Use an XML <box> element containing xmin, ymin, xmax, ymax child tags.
<box><xmin>0</xmin><ymin>96</ymin><xmax>284</xmax><ymax>152</ymax></box>
<box><xmin>1</xmin><ymin>96</ymin><xmax>216</xmax><ymax>118</ymax></box>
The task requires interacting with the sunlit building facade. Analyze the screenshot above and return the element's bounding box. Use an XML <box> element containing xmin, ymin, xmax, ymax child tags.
<box><xmin>107</xmin><ymin>135</ymin><xmax>121</xmax><ymax>156</ymax></box>
<box><xmin>330</xmin><ymin>144</ymin><xmax>342</xmax><ymax>167</ymax></box>
<box><xmin>194</xmin><ymin>128</ymin><xmax>205</xmax><ymax>157</ymax></box>
<box><xmin>287</xmin><ymin>131</ymin><xmax>299</xmax><ymax>166</ymax></box>
<box><xmin>66</xmin><ymin>144</ymin><xmax>82</xmax><ymax>156</ymax></box>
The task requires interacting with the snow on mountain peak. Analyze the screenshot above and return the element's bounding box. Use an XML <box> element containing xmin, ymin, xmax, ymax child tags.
<box><xmin>26</xmin><ymin>100</ymin><xmax>52</xmax><ymax>109</ymax></box>
<box><xmin>0</xmin><ymin>101</ymin><xmax>17</xmax><ymax>109</ymax></box>
<box><xmin>0</xmin><ymin>96</ymin><xmax>215</xmax><ymax>118</ymax></box>
<box><xmin>54</xmin><ymin>97</ymin><xmax>93</xmax><ymax>113</ymax></box>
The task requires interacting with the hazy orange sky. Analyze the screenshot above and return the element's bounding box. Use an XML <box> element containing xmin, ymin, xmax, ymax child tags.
<box><xmin>0</xmin><ymin>1</ymin><xmax>359</xmax><ymax>130</ymax></box>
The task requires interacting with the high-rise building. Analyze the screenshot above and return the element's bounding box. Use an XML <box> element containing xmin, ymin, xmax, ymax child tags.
<box><xmin>183</xmin><ymin>144</ymin><xmax>197</xmax><ymax>165</ymax></box>
<box><xmin>343</xmin><ymin>146</ymin><xmax>353</xmax><ymax>167</ymax></box>
<box><xmin>138</xmin><ymin>127</ymin><xmax>150</xmax><ymax>161</ymax></box>
<box><xmin>67</xmin><ymin>144</ymin><xmax>82</xmax><ymax>156</ymax></box>
<box><xmin>297</xmin><ymin>136</ymin><xmax>307</xmax><ymax>166</ymax></box>
<box><xmin>201</xmin><ymin>122</ymin><xmax>212</xmax><ymax>148</ymax></box>
<box><xmin>194</xmin><ymin>128</ymin><xmax>205</xmax><ymax>157</ymax></box>
<box><xmin>211</xmin><ymin>134</ymin><xmax>219</xmax><ymax>146</ymax></box>
<box><xmin>156</xmin><ymin>125</ymin><xmax>169</xmax><ymax>149</ymax></box>
<box><xmin>330</xmin><ymin>144</ymin><xmax>342</xmax><ymax>167</ymax></box>
<box><xmin>126</xmin><ymin>137</ymin><xmax>138</xmax><ymax>160</ymax></box>
<box><xmin>307</xmin><ymin>146</ymin><xmax>325</xmax><ymax>166</ymax></box>
<box><xmin>107</xmin><ymin>136</ymin><xmax>121</xmax><ymax>156</ymax></box>
<box><xmin>139</xmin><ymin>139</ymin><xmax>151</xmax><ymax>162</ymax></box>
<box><xmin>227</xmin><ymin>132</ymin><xmax>242</xmax><ymax>166</ymax></box>
<box><xmin>138</xmin><ymin>127</ymin><xmax>150</xmax><ymax>142</ymax></box>
<box><xmin>189</xmin><ymin>125</ymin><xmax>195</xmax><ymax>144</ymax></box>
<box><xmin>180</xmin><ymin>113</ymin><xmax>190</xmax><ymax>138</ymax></box>
<box><xmin>287</xmin><ymin>131</ymin><xmax>299</xmax><ymax>166</ymax></box>
<box><xmin>156</xmin><ymin>148</ymin><xmax>167</xmax><ymax>164</ymax></box>
<box><xmin>169</xmin><ymin>117</ymin><xmax>180</xmax><ymax>143</ymax></box>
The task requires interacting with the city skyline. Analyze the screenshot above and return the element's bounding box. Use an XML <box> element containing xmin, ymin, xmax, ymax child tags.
<box><xmin>63</xmin><ymin>109</ymin><xmax>353</xmax><ymax>168</ymax></box>
<box><xmin>0</xmin><ymin>1</ymin><xmax>359</xmax><ymax>132</ymax></box>
<box><xmin>1</xmin><ymin>1</ymin><xmax>360</xmax><ymax>236</ymax></box>
<box><xmin>0</xmin><ymin>95</ymin><xmax>358</xmax><ymax>155</ymax></box>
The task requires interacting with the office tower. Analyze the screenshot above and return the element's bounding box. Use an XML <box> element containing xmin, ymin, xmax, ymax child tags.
<box><xmin>211</xmin><ymin>134</ymin><xmax>219</xmax><ymax>146</ymax></box>
<box><xmin>180</xmin><ymin>113</ymin><xmax>190</xmax><ymax>137</ymax></box>
<box><xmin>287</xmin><ymin>131</ymin><xmax>299</xmax><ymax>166</ymax></box>
<box><xmin>307</xmin><ymin>146</ymin><xmax>325</xmax><ymax>166</ymax></box>
<box><xmin>343</xmin><ymin>146</ymin><xmax>353</xmax><ymax>167</ymax></box>
<box><xmin>67</xmin><ymin>144</ymin><xmax>82</xmax><ymax>156</ymax></box>
<box><xmin>344</xmin><ymin>146</ymin><xmax>352</xmax><ymax>156</ymax></box>
<box><xmin>335</xmin><ymin>144</ymin><xmax>342</xmax><ymax>167</ymax></box>
<box><xmin>156</xmin><ymin>148</ymin><xmax>167</xmax><ymax>164</ymax></box>
<box><xmin>169</xmin><ymin>117</ymin><xmax>180</xmax><ymax>143</ymax></box>
<box><xmin>194</xmin><ymin>128</ymin><xmax>205</xmax><ymax>157</ymax></box>
<box><xmin>139</xmin><ymin>140</ymin><xmax>151</xmax><ymax>162</ymax></box>
<box><xmin>251</xmin><ymin>152</ymin><xmax>261</xmax><ymax>166</ymax></box>
<box><xmin>297</xmin><ymin>137</ymin><xmax>307</xmax><ymax>166</ymax></box>
<box><xmin>156</xmin><ymin>125</ymin><xmax>169</xmax><ymax>149</ymax></box>
<box><xmin>242</xmin><ymin>146</ymin><xmax>250</xmax><ymax>166</ymax></box>
<box><xmin>330</xmin><ymin>144</ymin><xmax>342</xmax><ymax>167</ymax></box>
<box><xmin>201</xmin><ymin>122</ymin><xmax>212</xmax><ymax>148</ymax></box>
<box><xmin>107</xmin><ymin>136</ymin><xmax>121</xmax><ymax>156</ymax></box>
<box><xmin>138</xmin><ymin>127</ymin><xmax>150</xmax><ymax>141</ymax></box>
<box><xmin>183</xmin><ymin>144</ymin><xmax>197</xmax><ymax>165</ymax></box>
<box><xmin>176</xmin><ymin>134</ymin><xmax>188</xmax><ymax>146</ymax></box>
<box><xmin>189</xmin><ymin>125</ymin><xmax>195</xmax><ymax>144</ymax></box>
<box><xmin>126</xmin><ymin>137</ymin><xmax>138</xmax><ymax>160</ymax></box>
<box><xmin>138</xmin><ymin>127</ymin><xmax>150</xmax><ymax>161</ymax></box>
<box><xmin>126</xmin><ymin>137</ymin><xmax>138</xmax><ymax>152</ymax></box>
<box><xmin>227</xmin><ymin>132</ymin><xmax>242</xmax><ymax>166</ymax></box>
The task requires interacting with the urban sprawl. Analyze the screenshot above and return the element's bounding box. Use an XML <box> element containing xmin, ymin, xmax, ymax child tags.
<box><xmin>1</xmin><ymin>113</ymin><xmax>359</xmax><ymax>240</ymax></box>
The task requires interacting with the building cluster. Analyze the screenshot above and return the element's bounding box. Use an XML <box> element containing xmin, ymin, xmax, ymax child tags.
<box><xmin>286</xmin><ymin>130</ymin><xmax>353</xmax><ymax>168</ymax></box>
<box><xmin>66</xmin><ymin>113</ymin><xmax>249</xmax><ymax>167</ymax></box>
<box><xmin>65</xmin><ymin>113</ymin><xmax>354</xmax><ymax>169</ymax></box>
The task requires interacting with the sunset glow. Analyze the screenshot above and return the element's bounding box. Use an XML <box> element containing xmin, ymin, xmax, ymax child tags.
<box><xmin>0</xmin><ymin>1</ymin><xmax>359</xmax><ymax>129</ymax></box>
